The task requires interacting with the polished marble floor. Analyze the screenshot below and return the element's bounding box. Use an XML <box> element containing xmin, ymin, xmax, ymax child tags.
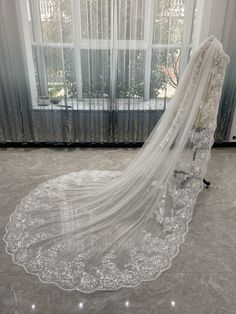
<box><xmin>0</xmin><ymin>147</ymin><xmax>236</xmax><ymax>314</ymax></box>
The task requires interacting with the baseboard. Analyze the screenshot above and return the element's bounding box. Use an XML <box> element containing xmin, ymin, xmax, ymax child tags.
<box><xmin>0</xmin><ymin>142</ymin><xmax>144</xmax><ymax>148</ymax></box>
<box><xmin>0</xmin><ymin>142</ymin><xmax>236</xmax><ymax>148</ymax></box>
<box><xmin>213</xmin><ymin>142</ymin><xmax>236</xmax><ymax>147</ymax></box>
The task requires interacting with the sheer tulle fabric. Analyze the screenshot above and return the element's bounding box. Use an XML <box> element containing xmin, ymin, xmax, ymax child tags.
<box><xmin>4</xmin><ymin>36</ymin><xmax>229</xmax><ymax>292</ymax></box>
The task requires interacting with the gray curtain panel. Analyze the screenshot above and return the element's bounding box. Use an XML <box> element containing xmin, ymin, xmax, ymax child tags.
<box><xmin>215</xmin><ymin>39</ymin><xmax>236</xmax><ymax>143</ymax></box>
<box><xmin>0</xmin><ymin>0</ymin><xmax>34</xmax><ymax>142</ymax></box>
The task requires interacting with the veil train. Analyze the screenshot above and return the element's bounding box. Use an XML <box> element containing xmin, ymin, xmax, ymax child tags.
<box><xmin>4</xmin><ymin>36</ymin><xmax>229</xmax><ymax>293</ymax></box>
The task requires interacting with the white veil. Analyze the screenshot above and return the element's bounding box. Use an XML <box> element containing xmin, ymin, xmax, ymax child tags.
<box><xmin>4</xmin><ymin>36</ymin><xmax>229</xmax><ymax>293</ymax></box>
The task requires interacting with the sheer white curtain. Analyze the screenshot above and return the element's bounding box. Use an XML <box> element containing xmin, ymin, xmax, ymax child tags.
<box><xmin>0</xmin><ymin>0</ymin><xmax>197</xmax><ymax>143</ymax></box>
<box><xmin>23</xmin><ymin>0</ymin><xmax>195</xmax><ymax>110</ymax></box>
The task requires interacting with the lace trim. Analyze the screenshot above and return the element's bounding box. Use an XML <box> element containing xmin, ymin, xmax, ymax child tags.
<box><xmin>4</xmin><ymin>170</ymin><xmax>202</xmax><ymax>293</ymax></box>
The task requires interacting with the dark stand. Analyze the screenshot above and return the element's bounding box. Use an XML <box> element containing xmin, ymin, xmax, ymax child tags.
<box><xmin>203</xmin><ymin>178</ymin><xmax>211</xmax><ymax>188</ymax></box>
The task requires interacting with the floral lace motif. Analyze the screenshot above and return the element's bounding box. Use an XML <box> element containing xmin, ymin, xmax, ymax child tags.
<box><xmin>4</xmin><ymin>171</ymin><xmax>198</xmax><ymax>292</ymax></box>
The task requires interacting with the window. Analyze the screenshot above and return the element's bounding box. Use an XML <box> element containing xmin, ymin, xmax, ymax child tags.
<box><xmin>21</xmin><ymin>0</ymin><xmax>196</xmax><ymax>109</ymax></box>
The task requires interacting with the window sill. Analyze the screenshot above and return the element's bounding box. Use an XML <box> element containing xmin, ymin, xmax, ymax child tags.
<box><xmin>33</xmin><ymin>98</ymin><xmax>168</xmax><ymax>111</ymax></box>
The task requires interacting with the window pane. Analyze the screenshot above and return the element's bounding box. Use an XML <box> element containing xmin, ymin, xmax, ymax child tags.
<box><xmin>117</xmin><ymin>50</ymin><xmax>145</xmax><ymax>98</ymax></box>
<box><xmin>26</xmin><ymin>0</ymin><xmax>34</xmax><ymax>42</ymax></box>
<box><xmin>80</xmin><ymin>0</ymin><xmax>111</xmax><ymax>39</ymax></box>
<box><xmin>32</xmin><ymin>47</ymin><xmax>41</xmax><ymax>96</ymax></box>
<box><xmin>117</xmin><ymin>0</ymin><xmax>145</xmax><ymax>40</ymax></box>
<box><xmin>64</xmin><ymin>49</ymin><xmax>77</xmax><ymax>98</ymax></box>
<box><xmin>190</xmin><ymin>3</ymin><xmax>197</xmax><ymax>44</ymax></box>
<box><xmin>150</xmin><ymin>49</ymin><xmax>180</xmax><ymax>98</ymax></box>
<box><xmin>44</xmin><ymin>47</ymin><xmax>76</xmax><ymax>99</ymax></box>
<box><xmin>40</xmin><ymin>0</ymin><xmax>73</xmax><ymax>43</ymax></box>
<box><xmin>81</xmin><ymin>50</ymin><xmax>110</xmax><ymax>98</ymax></box>
<box><xmin>153</xmin><ymin>0</ymin><xmax>185</xmax><ymax>45</ymax></box>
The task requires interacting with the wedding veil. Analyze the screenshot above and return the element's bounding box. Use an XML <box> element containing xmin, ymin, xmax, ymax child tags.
<box><xmin>4</xmin><ymin>36</ymin><xmax>229</xmax><ymax>292</ymax></box>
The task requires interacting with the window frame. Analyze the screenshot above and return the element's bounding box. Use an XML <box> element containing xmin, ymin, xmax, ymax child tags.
<box><xmin>18</xmin><ymin>0</ymin><xmax>196</xmax><ymax>110</ymax></box>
